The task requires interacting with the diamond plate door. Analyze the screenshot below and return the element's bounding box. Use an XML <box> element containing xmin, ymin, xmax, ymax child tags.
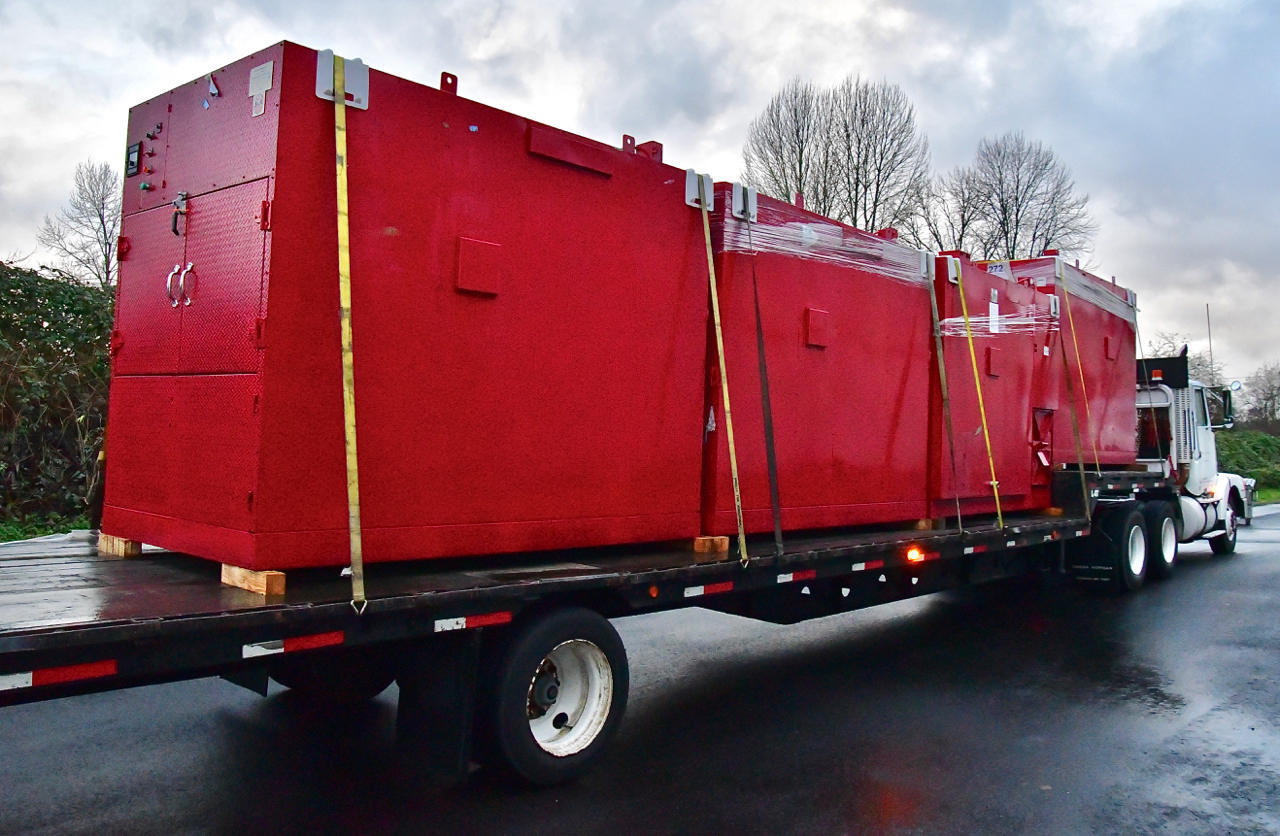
<box><xmin>113</xmin><ymin>203</ymin><xmax>184</xmax><ymax>375</ymax></box>
<box><xmin>174</xmin><ymin>374</ymin><xmax>262</xmax><ymax>531</ymax></box>
<box><xmin>178</xmin><ymin>180</ymin><xmax>269</xmax><ymax>374</ymax></box>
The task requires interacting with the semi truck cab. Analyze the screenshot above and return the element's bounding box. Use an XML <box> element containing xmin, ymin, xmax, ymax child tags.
<box><xmin>1138</xmin><ymin>353</ymin><xmax>1254</xmax><ymax>553</ymax></box>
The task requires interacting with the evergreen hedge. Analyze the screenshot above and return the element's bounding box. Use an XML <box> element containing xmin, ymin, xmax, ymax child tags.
<box><xmin>0</xmin><ymin>262</ymin><xmax>113</xmax><ymax>521</ymax></box>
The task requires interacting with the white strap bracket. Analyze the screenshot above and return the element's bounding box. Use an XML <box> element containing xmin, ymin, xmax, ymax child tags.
<box><xmin>316</xmin><ymin>49</ymin><xmax>370</xmax><ymax>110</ymax></box>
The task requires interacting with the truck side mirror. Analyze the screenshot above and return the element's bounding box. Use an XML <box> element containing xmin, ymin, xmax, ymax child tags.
<box><xmin>1215</xmin><ymin>388</ymin><xmax>1235</xmax><ymax>430</ymax></box>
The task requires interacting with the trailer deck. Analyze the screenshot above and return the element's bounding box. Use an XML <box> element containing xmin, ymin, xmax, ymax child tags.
<box><xmin>0</xmin><ymin>511</ymin><xmax>1093</xmax><ymax>705</ymax></box>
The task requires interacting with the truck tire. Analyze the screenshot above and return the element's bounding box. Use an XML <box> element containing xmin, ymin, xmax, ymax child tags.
<box><xmin>1143</xmin><ymin>501</ymin><xmax>1178</xmax><ymax>580</ymax></box>
<box><xmin>269</xmin><ymin>649</ymin><xmax>396</xmax><ymax>705</ymax></box>
<box><xmin>1090</xmin><ymin>501</ymin><xmax>1148</xmax><ymax>593</ymax></box>
<box><xmin>478</xmin><ymin>607</ymin><xmax>628</xmax><ymax>786</ymax></box>
<box><xmin>1210</xmin><ymin>505</ymin><xmax>1238</xmax><ymax>555</ymax></box>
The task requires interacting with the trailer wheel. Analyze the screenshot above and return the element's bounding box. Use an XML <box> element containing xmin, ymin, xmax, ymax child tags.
<box><xmin>1210</xmin><ymin>505</ymin><xmax>1238</xmax><ymax>555</ymax></box>
<box><xmin>479</xmin><ymin>607</ymin><xmax>628</xmax><ymax>786</ymax></box>
<box><xmin>1143</xmin><ymin>501</ymin><xmax>1178</xmax><ymax>580</ymax></box>
<box><xmin>1097</xmin><ymin>501</ymin><xmax>1147</xmax><ymax>593</ymax></box>
<box><xmin>270</xmin><ymin>649</ymin><xmax>396</xmax><ymax>705</ymax></box>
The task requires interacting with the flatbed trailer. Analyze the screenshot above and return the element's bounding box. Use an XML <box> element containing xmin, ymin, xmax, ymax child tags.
<box><xmin>0</xmin><ymin>471</ymin><xmax>1175</xmax><ymax>785</ymax></box>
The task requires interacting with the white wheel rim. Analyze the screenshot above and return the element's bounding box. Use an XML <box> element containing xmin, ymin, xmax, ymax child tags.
<box><xmin>1160</xmin><ymin>517</ymin><xmax>1176</xmax><ymax>565</ymax></box>
<box><xmin>526</xmin><ymin>639</ymin><xmax>613</xmax><ymax>757</ymax></box>
<box><xmin>1128</xmin><ymin>524</ymin><xmax>1146</xmax><ymax>577</ymax></box>
<box><xmin>1225</xmin><ymin>508</ymin><xmax>1235</xmax><ymax>539</ymax></box>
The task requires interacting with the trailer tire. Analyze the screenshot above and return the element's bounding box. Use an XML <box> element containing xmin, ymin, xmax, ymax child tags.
<box><xmin>479</xmin><ymin>607</ymin><xmax>628</xmax><ymax>786</ymax></box>
<box><xmin>1210</xmin><ymin>505</ymin><xmax>1238</xmax><ymax>555</ymax></box>
<box><xmin>1143</xmin><ymin>501</ymin><xmax>1178</xmax><ymax>580</ymax></box>
<box><xmin>1099</xmin><ymin>501</ymin><xmax>1148</xmax><ymax>593</ymax></box>
<box><xmin>269</xmin><ymin>649</ymin><xmax>396</xmax><ymax>705</ymax></box>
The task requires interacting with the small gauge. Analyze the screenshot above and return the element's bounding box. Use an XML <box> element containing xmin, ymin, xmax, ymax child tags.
<box><xmin>125</xmin><ymin>142</ymin><xmax>142</xmax><ymax>177</ymax></box>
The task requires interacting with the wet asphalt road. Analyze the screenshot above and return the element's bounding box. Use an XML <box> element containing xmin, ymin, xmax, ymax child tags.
<box><xmin>2</xmin><ymin>515</ymin><xmax>1280</xmax><ymax>835</ymax></box>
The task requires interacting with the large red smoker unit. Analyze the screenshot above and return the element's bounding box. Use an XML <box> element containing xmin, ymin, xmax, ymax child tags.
<box><xmin>103</xmin><ymin>42</ymin><xmax>1139</xmax><ymax>571</ymax></box>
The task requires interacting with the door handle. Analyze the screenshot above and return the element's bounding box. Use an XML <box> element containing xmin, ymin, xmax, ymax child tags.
<box><xmin>178</xmin><ymin>262</ymin><xmax>195</xmax><ymax>306</ymax></box>
<box><xmin>166</xmin><ymin>264</ymin><xmax>182</xmax><ymax>307</ymax></box>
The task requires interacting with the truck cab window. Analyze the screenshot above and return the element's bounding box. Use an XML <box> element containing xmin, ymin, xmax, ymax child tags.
<box><xmin>1194</xmin><ymin>390</ymin><xmax>1209</xmax><ymax>427</ymax></box>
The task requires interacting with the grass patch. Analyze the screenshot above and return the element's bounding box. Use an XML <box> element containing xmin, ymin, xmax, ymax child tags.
<box><xmin>0</xmin><ymin>514</ymin><xmax>89</xmax><ymax>543</ymax></box>
<box><xmin>1254</xmin><ymin>487</ymin><xmax>1280</xmax><ymax>506</ymax></box>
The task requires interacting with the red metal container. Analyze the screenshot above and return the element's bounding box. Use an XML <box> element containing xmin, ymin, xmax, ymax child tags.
<box><xmin>703</xmin><ymin>189</ymin><xmax>934</xmax><ymax>534</ymax></box>
<box><xmin>104</xmin><ymin>43</ymin><xmax>1139</xmax><ymax>571</ymax></box>
<box><xmin>924</xmin><ymin>253</ymin><xmax>1137</xmax><ymax>520</ymax></box>
<box><xmin>983</xmin><ymin>257</ymin><xmax>1138</xmax><ymax>469</ymax></box>
<box><xmin>926</xmin><ymin>253</ymin><xmax>1049</xmax><ymax>519</ymax></box>
<box><xmin>105</xmin><ymin>42</ymin><xmax>710</xmax><ymax>569</ymax></box>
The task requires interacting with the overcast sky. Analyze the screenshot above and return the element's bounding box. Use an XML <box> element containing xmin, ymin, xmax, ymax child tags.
<box><xmin>1</xmin><ymin>0</ymin><xmax>1275</xmax><ymax>379</ymax></box>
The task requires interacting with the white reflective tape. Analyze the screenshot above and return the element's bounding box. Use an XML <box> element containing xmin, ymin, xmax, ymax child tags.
<box><xmin>1044</xmin><ymin>535</ymin><xmax>1053</xmax><ymax>541</ymax></box>
<box><xmin>964</xmin><ymin>546</ymin><xmax>975</xmax><ymax>555</ymax></box>
<box><xmin>1007</xmin><ymin>540</ymin><xmax>1016</xmax><ymax>547</ymax></box>
<box><xmin>777</xmin><ymin>573</ymin><xmax>794</xmax><ymax>584</ymax></box>
<box><xmin>0</xmin><ymin>672</ymin><xmax>33</xmax><ymax>692</ymax></box>
<box><xmin>1076</xmin><ymin>530</ymin><xmax>1085</xmax><ymax>537</ymax></box>
<box><xmin>434</xmin><ymin>617</ymin><xmax>467</xmax><ymax>632</ymax></box>
<box><xmin>242</xmin><ymin>640</ymin><xmax>285</xmax><ymax>659</ymax></box>
<box><xmin>683</xmin><ymin>586</ymin><xmax>704</xmax><ymax>598</ymax></box>
<box><xmin>851</xmin><ymin>563</ymin><xmax>867</xmax><ymax>572</ymax></box>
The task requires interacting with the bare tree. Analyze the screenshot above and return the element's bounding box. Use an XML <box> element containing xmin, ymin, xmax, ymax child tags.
<box><xmin>742</xmin><ymin>79</ymin><xmax>838</xmax><ymax>218</ymax></box>
<box><xmin>1242</xmin><ymin>362</ymin><xmax>1280</xmax><ymax>425</ymax></box>
<box><xmin>969</xmin><ymin>131</ymin><xmax>1096</xmax><ymax>260</ymax></box>
<box><xmin>38</xmin><ymin>160</ymin><xmax>121</xmax><ymax>288</ymax></box>
<box><xmin>826</xmin><ymin>76</ymin><xmax>931</xmax><ymax>232</ymax></box>
<box><xmin>903</xmin><ymin>166</ymin><xmax>983</xmax><ymax>253</ymax></box>
<box><xmin>1146</xmin><ymin>331</ymin><xmax>1225</xmax><ymax>388</ymax></box>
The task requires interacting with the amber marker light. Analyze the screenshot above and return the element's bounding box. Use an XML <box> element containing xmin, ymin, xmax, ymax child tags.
<box><xmin>906</xmin><ymin>546</ymin><xmax>924</xmax><ymax>563</ymax></box>
<box><xmin>649</xmin><ymin>585</ymin><xmax>659</xmax><ymax>598</ymax></box>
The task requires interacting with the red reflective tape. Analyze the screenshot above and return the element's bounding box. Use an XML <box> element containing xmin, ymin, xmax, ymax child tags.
<box><xmin>791</xmin><ymin>569</ymin><xmax>816</xmax><ymax>581</ymax></box>
<box><xmin>704</xmin><ymin>581</ymin><xmax>734</xmax><ymax>595</ymax></box>
<box><xmin>971</xmin><ymin>545</ymin><xmax>988</xmax><ymax>553</ymax></box>
<box><xmin>31</xmin><ymin>659</ymin><xmax>117</xmax><ymax>687</ymax></box>
<box><xmin>465</xmin><ymin>611</ymin><xmax>513</xmax><ymax>629</ymax></box>
<box><xmin>282</xmin><ymin>631</ymin><xmax>345</xmax><ymax>652</ymax></box>
<box><xmin>865</xmin><ymin>560</ymin><xmax>885</xmax><ymax>570</ymax></box>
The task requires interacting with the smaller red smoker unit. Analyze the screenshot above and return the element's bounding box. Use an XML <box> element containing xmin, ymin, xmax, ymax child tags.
<box><xmin>104</xmin><ymin>42</ymin><xmax>712</xmax><ymax>570</ymax></box>
<box><xmin>702</xmin><ymin>186</ymin><xmax>935</xmax><ymax>535</ymax></box>
<box><xmin>982</xmin><ymin>256</ymin><xmax>1139</xmax><ymax>470</ymax></box>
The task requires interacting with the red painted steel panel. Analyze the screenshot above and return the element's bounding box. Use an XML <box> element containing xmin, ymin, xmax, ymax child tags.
<box><xmin>995</xmin><ymin>257</ymin><xmax>1137</xmax><ymax>467</ymax></box>
<box><xmin>177</xmin><ymin>180</ymin><xmax>268</xmax><ymax>373</ymax></box>
<box><xmin>928</xmin><ymin>255</ymin><xmax>1036</xmax><ymax>517</ymax></box>
<box><xmin>163</xmin><ymin>45</ymin><xmax>283</xmax><ymax>200</ymax></box>
<box><xmin>103</xmin><ymin>376</ymin><xmax>180</xmax><ymax>519</ymax></box>
<box><xmin>113</xmin><ymin>204</ymin><xmax>184</xmax><ymax>375</ymax></box>
<box><xmin>332</xmin><ymin>67</ymin><xmax>708</xmax><ymax>560</ymax></box>
<box><xmin>704</xmin><ymin>190</ymin><xmax>932</xmax><ymax>534</ymax></box>
<box><xmin>173</xmin><ymin>375</ymin><xmax>262</xmax><ymax>531</ymax></box>
<box><xmin>121</xmin><ymin>93</ymin><xmax>173</xmax><ymax>216</ymax></box>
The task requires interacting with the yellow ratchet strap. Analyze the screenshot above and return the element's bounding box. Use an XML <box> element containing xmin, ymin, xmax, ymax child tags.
<box><xmin>1058</xmin><ymin>261</ymin><xmax>1101</xmax><ymax>473</ymax></box>
<box><xmin>334</xmin><ymin>56</ymin><xmax>366</xmax><ymax>612</ymax></box>
<box><xmin>953</xmin><ymin>257</ymin><xmax>1003</xmax><ymax>529</ymax></box>
<box><xmin>699</xmin><ymin>177</ymin><xmax>749</xmax><ymax>567</ymax></box>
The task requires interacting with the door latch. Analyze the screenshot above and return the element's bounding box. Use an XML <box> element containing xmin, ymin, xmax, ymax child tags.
<box><xmin>171</xmin><ymin>192</ymin><xmax>189</xmax><ymax>236</ymax></box>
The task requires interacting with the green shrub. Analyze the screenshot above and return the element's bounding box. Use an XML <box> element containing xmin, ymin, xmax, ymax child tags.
<box><xmin>0</xmin><ymin>262</ymin><xmax>113</xmax><ymax>522</ymax></box>
<box><xmin>1216</xmin><ymin>428</ymin><xmax>1280</xmax><ymax>490</ymax></box>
